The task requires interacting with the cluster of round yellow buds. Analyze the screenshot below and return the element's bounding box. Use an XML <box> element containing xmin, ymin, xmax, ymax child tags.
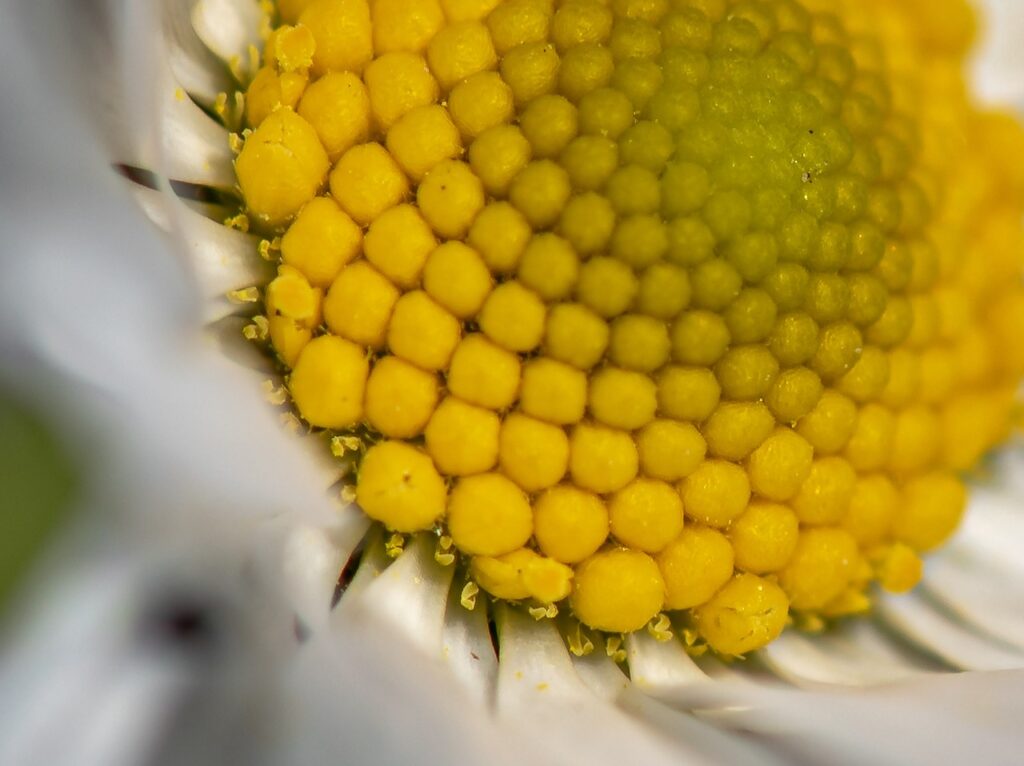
<box><xmin>236</xmin><ymin>0</ymin><xmax>1024</xmax><ymax>656</ymax></box>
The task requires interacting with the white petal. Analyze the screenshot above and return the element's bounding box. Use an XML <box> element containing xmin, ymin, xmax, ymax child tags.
<box><xmin>494</xmin><ymin>607</ymin><xmax>719</xmax><ymax>766</ymax></box>
<box><xmin>191</xmin><ymin>0</ymin><xmax>263</xmax><ymax>75</ymax></box>
<box><xmin>758</xmin><ymin>620</ymin><xmax>932</xmax><ymax>687</ymax></box>
<box><xmin>972</xmin><ymin>0</ymin><xmax>1024</xmax><ymax>107</ymax></box>
<box><xmin>339</xmin><ymin>534</ymin><xmax>454</xmax><ymax>656</ymax></box>
<box><xmin>441</xmin><ymin>587</ymin><xmax>499</xmax><ymax>706</ymax></box>
<box><xmin>875</xmin><ymin>592</ymin><xmax>1024</xmax><ymax>671</ymax></box>
<box><xmin>625</xmin><ymin>630</ymin><xmax>708</xmax><ymax>690</ymax></box>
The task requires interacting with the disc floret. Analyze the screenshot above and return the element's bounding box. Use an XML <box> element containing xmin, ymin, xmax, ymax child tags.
<box><xmin>237</xmin><ymin>0</ymin><xmax>1024</xmax><ymax>656</ymax></box>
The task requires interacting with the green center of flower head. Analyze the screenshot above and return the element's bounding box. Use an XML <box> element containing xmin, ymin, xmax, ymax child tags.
<box><xmin>233</xmin><ymin>0</ymin><xmax>1024</xmax><ymax>656</ymax></box>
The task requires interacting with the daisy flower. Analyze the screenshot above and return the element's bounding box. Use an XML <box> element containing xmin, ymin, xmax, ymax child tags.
<box><xmin>1</xmin><ymin>0</ymin><xmax>1023</xmax><ymax>763</ymax></box>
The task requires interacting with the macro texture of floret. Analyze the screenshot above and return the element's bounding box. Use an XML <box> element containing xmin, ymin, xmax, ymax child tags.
<box><xmin>236</xmin><ymin>0</ymin><xmax>1024</xmax><ymax>655</ymax></box>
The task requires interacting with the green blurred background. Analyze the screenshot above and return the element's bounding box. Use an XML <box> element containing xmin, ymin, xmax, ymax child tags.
<box><xmin>0</xmin><ymin>387</ymin><xmax>77</xmax><ymax>611</ymax></box>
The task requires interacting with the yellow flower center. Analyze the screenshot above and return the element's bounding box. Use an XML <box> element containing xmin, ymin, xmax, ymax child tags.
<box><xmin>235</xmin><ymin>0</ymin><xmax>1024</xmax><ymax>656</ymax></box>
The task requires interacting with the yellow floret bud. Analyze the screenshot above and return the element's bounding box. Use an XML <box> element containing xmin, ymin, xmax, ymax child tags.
<box><xmin>468</xmin><ymin>201</ymin><xmax>532</xmax><ymax>272</ymax></box>
<box><xmin>569</xmin><ymin>423</ymin><xmax>639</xmax><ymax>494</ymax></box>
<box><xmin>746</xmin><ymin>427</ymin><xmax>813</xmax><ymax>501</ymax></box>
<box><xmin>447</xmin><ymin>334</ymin><xmax>522</xmax><ymax>410</ymax></box>
<box><xmin>520</xmin><ymin>555</ymin><xmax>575</xmax><ymax>604</ymax></box>
<box><xmin>425</xmin><ymin>396</ymin><xmax>500</xmax><ymax>475</ymax></box>
<box><xmin>427</xmin><ymin>21</ymin><xmax>498</xmax><ymax>90</ymax></box>
<box><xmin>609</xmin><ymin>315</ymin><xmax>671</xmax><ymax>372</ymax></box>
<box><xmin>479</xmin><ymin>281</ymin><xmax>547</xmax><ymax>353</ymax></box>
<box><xmin>671</xmin><ymin>310</ymin><xmax>730</xmax><ymax>366</ymax></box>
<box><xmin>559</xmin><ymin>193</ymin><xmax>616</xmax><ymax>256</ymax></box>
<box><xmin>281</xmin><ymin>196</ymin><xmax>362</xmax><ymax>287</ymax></box>
<box><xmin>364</xmin><ymin>356</ymin><xmax>439</xmax><ymax>438</ymax></box>
<box><xmin>725</xmin><ymin>288</ymin><xmax>777</xmax><ymax>344</ymax></box>
<box><xmin>657</xmin><ymin>526</ymin><xmax>734</xmax><ymax>610</ymax></box>
<box><xmin>472</xmin><ymin>548</ymin><xmax>573</xmax><ymax>603</ymax></box>
<box><xmin>620</xmin><ymin>119</ymin><xmax>673</xmax><ymax>173</ymax></box>
<box><xmin>519</xmin><ymin>358</ymin><xmax>588</xmax><ymax>425</ymax></box>
<box><xmin>714</xmin><ymin>345</ymin><xmax>780</xmax><ymax>400</ymax></box>
<box><xmin>501</xmin><ymin>41</ymin><xmax>561</xmax><ymax>104</ymax></box>
<box><xmin>796</xmin><ymin>389</ymin><xmax>858</xmax><ymax>455</ymax></box>
<box><xmin>635</xmin><ymin>262</ymin><xmax>691</xmax><ymax>319</ymax></box>
<box><xmin>509</xmin><ymin>159</ymin><xmax>572</xmax><ymax>228</ymax></box>
<box><xmin>300</xmin><ymin>0</ymin><xmax>373</xmax><ymax>75</ymax></box>
<box><xmin>246</xmin><ymin>66</ymin><xmax>308</xmax><ymax>128</ymax></box>
<box><xmin>891</xmin><ymin>471</ymin><xmax>966</xmax><ymax>552</ymax></box>
<box><xmin>871</xmin><ymin>542</ymin><xmax>923</xmax><ymax>594</ymax></box>
<box><xmin>370</xmin><ymin>0</ymin><xmax>444</xmax><ymax>53</ymax></box>
<box><xmin>266</xmin><ymin>266</ymin><xmax>322</xmax><ymax>367</ymax></box>
<box><xmin>551</xmin><ymin>1</ymin><xmax>612</xmax><ymax>50</ymax></box>
<box><xmin>729</xmin><ymin>501</ymin><xmax>799</xmax><ymax>574</ymax></box>
<box><xmin>695</xmin><ymin>574</ymin><xmax>789</xmax><ymax>656</ymax></box>
<box><xmin>386</xmin><ymin>104</ymin><xmax>463</xmax><ymax>181</ymax></box>
<box><xmin>637</xmin><ymin>420</ymin><xmax>706</xmax><ymax>481</ymax></box>
<box><xmin>766</xmin><ymin>366</ymin><xmax>824</xmax><ymax>423</ymax></box>
<box><xmin>657</xmin><ymin>366</ymin><xmax>721</xmax><ymax>421</ymax></box>
<box><xmin>560</xmin><ymin>43</ymin><xmax>617</xmax><ymax>102</ymax></box>
<box><xmin>778</xmin><ymin>527</ymin><xmax>860</xmax><ymax>611</ymax></box>
<box><xmin>681</xmin><ymin>459</ymin><xmax>749</xmax><ymax>528</ymax></box>
<box><xmin>267</xmin><ymin>266</ymin><xmax>320</xmax><ymax>323</ymax></box>
<box><xmin>422</xmin><ymin>242</ymin><xmax>493</xmax><ymax>319</ymax></box>
<box><xmin>544</xmin><ymin>303</ymin><xmax>610</xmax><ymax>370</ymax></box>
<box><xmin>324</xmin><ymin>261</ymin><xmax>400</xmax><ymax>348</ymax></box>
<box><xmin>487</xmin><ymin>0</ymin><xmax>552</xmax><ymax>55</ymax></box>
<box><xmin>702</xmin><ymin>401</ymin><xmax>775</xmax><ymax>461</ymax></box>
<box><xmin>448</xmin><ymin>473</ymin><xmax>533</xmax><ymax>556</ymax></box>
<box><xmin>576</xmin><ymin>256</ymin><xmax>638</xmax><ymax>319</ymax></box>
<box><xmin>609</xmin><ymin>478</ymin><xmax>684</xmax><ymax>553</ymax></box>
<box><xmin>588</xmin><ymin>367</ymin><xmax>658</xmax><ymax>430</ymax></box>
<box><xmin>533</xmin><ymin>486</ymin><xmax>609</xmax><ymax>564</ymax></box>
<box><xmin>560</xmin><ymin>135</ymin><xmax>619</xmax><ymax>191</ymax></box>
<box><xmin>277</xmin><ymin>0</ymin><xmax>317</xmax><ymax>25</ymax></box>
<box><xmin>363</xmin><ymin>53</ymin><xmax>440</xmax><ymax>130</ymax></box>
<box><xmin>836</xmin><ymin>345</ymin><xmax>890</xmax><ymax>403</ymax></box>
<box><xmin>888</xmin><ymin>405</ymin><xmax>940</xmax><ymax>476</ymax></box>
<box><xmin>442</xmin><ymin>0</ymin><xmax>500</xmax><ymax>21</ymax></box>
<box><xmin>363</xmin><ymin>204</ymin><xmax>437</xmax><ymax>288</ymax></box>
<box><xmin>690</xmin><ymin>258</ymin><xmax>741</xmax><ymax>311</ymax></box>
<box><xmin>289</xmin><ymin>335</ymin><xmax>368</xmax><ymax>428</ymax></box>
<box><xmin>448</xmin><ymin>71</ymin><xmax>516</xmax><ymax>140</ymax></box>
<box><xmin>879</xmin><ymin>349</ymin><xmax>920</xmax><ymax>409</ymax></box>
<box><xmin>468</xmin><ymin>125</ymin><xmax>533</xmax><ymax>197</ymax></box>
<box><xmin>329</xmin><ymin>142</ymin><xmax>409</xmax><ymax>225</ymax></box>
<box><xmin>236</xmin><ymin>108</ymin><xmax>329</xmax><ymax>227</ymax></box>
<box><xmin>517</xmin><ymin>233</ymin><xmax>581</xmax><ymax>301</ymax></box>
<box><xmin>470</xmin><ymin>548</ymin><xmax>534</xmax><ymax>600</ymax></box>
<box><xmin>605</xmin><ymin>164</ymin><xmax>661</xmax><ymax>215</ymax></box>
<box><xmin>791</xmin><ymin>456</ymin><xmax>857</xmax><ymax>526</ymax></box>
<box><xmin>578</xmin><ymin>87</ymin><xmax>635</xmax><ymax>139</ymax></box>
<box><xmin>498</xmin><ymin>412</ymin><xmax>570</xmax><ymax>491</ymax></box>
<box><xmin>842</xmin><ymin>474</ymin><xmax>898</xmax><ymax>547</ymax></box>
<box><xmin>810</xmin><ymin>322</ymin><xmax>864</xmax><ymax>383</ymax></box>
<box><xmin>571</xmin><ymin>549</ymin><xmax>664</xmax><ymax>633</ymax></box>
<box><xmin>297</xmin><ymin>71</ymin><xmax>370</xmax><ymax>159</ymax></box>
<box><xmin>387</xmin><ymin>290</ymin><xmax>461</xmax><ymax>371</ymax></box>
<box><xmin>417</xmin><ymin>159</ymin><xmax>486</xmax><ymax>238</ymax></box>
<box><xmin>520</xmin><ymin>95</ymin><xmax>579</xmax><ymax>159</ymax></box>
<box><xmin>767</xmin><ymin>312</ymin><xmax>819</xmax><ymax>367</ymax></box>
<box><xmin>611</xmin><ymin>56</ymin><xmax>663</xmax><ymax>110</ymax></box>
<box><xmin>356</xmin><ymin>440</ymin><xmax>447</xmax><ymax>533</ymax></box>
<box><xmin>611</xmin><ymin>214</ymin><xmax>670</xmax><ymax>268</ymax></box>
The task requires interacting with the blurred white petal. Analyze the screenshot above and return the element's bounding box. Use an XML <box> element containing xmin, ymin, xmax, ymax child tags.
<box><xmin>2</xmin><ymin>1</ymin><xmax>1024</xmax><ymax>765</ymax></box>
